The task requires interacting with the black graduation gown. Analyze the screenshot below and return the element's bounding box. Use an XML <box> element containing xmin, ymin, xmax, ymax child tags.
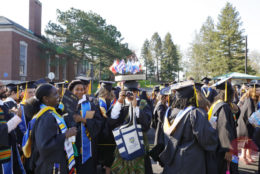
<box><xmin>96</xmin><ymin>99</ymin><xmax>117</xmax><ymax>168</ymax></box>
<box><xmin>214</xmin><ymin>103</ymin><xmax>238</xmax><ymax>174</ymax></box>
<box><xmin>0</xmin><ymin>103</ymin><xmax>24</xmax><ymax>174</ymax></box>
<box><xmin>158</xmin><ymin>108</ymin><xmax>218</xmax><ymax>174</ymax></box>
<box><xmin>32</xmin><ymin>110</ymin><xmax>68</xmax><ymax>174</ymax></box>
<box><xmin>201</xmin><ymin>86</ymin><xmax>217</xmax><ymax>103</ymax></box>
<box><xmin>153</xmin><ymin>101</ymin><xmax>167</xmax><ymax>145</ymax></box>
<box><xmin>237</xmin><ymin>98</ymin><xmax>255</xmax><ymax>140</ymax></box>
<box><xmin>74</xmin><ymin>99</ymin><xmax>104</xmax><ymax>174</ymax></box>
<box><xmin>109</xmin><ymin>100</ymin><xmax>153</xmax><ymax>174</ymax></box>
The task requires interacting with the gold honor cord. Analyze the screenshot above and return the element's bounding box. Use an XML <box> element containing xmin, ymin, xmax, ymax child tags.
<box><xmin>193</xmin><ymin>85</ymin><xmax>199</xmax><ymax>107</ymax></box>
<box><xmin>224</xmin><ymin>81</ymin><xmax>227</xmax><ymax>102</ymax></box>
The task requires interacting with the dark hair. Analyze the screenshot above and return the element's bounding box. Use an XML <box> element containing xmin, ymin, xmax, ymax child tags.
<box><xmin>171</xmin><ymin>96</ymin><xmax>196</xmax><ymax>109</ymax></box>
<box><xmin>26</xmin><ymin>84</ymin><xmax>55</xmax><ymax>115</ymax></box>
<box><xmin>68</xmin><ymin>80</ymin><xmax>84</xmax><ymax>91</ymax></box>
<box><xmin>213</xmin><ymin>88</ymin><xmax>234</xmax><ymax>103</ymax></box>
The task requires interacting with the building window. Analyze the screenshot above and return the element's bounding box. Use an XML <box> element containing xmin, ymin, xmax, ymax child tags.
<box><xmin>46</xmin><ymin>55</ymin><xmax>51</xmax><ymax>76</ymax></box>
<box><xmin>19</xmin><ymin>41</ymin><xmax>28</xmax><ymax>76</ymax></box>
<box><xmin>63</xmin><ymin>60</ymin><xmax>67</xmax><ymax>80</ymax></box>
<box><xmin>55</xmin><ymin>56</ymin><xmax>59</xmax><ymax>80</ymax></box>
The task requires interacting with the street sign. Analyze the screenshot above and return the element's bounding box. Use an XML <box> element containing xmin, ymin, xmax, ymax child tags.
<box><xmin>48</xmin><ymin>72</ymin><xmax>55</xmax><ymax>81</ymax></box>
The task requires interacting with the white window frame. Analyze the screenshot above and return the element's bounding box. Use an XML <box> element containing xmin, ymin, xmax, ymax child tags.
<box><xmin>19</xmin><ymin>41</ymin><xmax>28</xmax><ymax>76</ymax></box>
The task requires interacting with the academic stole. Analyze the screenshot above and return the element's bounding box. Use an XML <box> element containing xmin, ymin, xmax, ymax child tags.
<box><xmin>22</xmin><ymin>105</ymin><xmax>53</xmax><ymax>158</ymax></box>
<box><xmin>1</xmin><ymin>147</ymin><xmax>26</xmax><ymax>174</ymax></box>
<box><xmin>208</xmin><ymin>100</ymin><xmax>223</xmax><ymax>121</ymax></box>
<box><xmin>163</xmin><ymin>106</ymin><xmax>194</xmax><ymax>135</ymax></box>
<box><xmin>202</xmin><ymin>87</ymin><xmax>212</xmax><ymax>98</ymax></box>
<box><xmin>0</xmin><ymin>107</ymin><xmax>11</xmax><ymax>163</ymax></box>
<box><xmin>51</xmin><ymin>110</ymin><xmax>76</xmax><ymax>172</ymax></box>
<box><xmin>81</xmin><ymin>101</ymin><xmax>92</xmax><ymax>164</ymax></box>
<box><xmin>99</xmin><ymin>98</ymin><xmax>116</xmax><ymax>118</ymax></box>
<box><xmin>18</xmin><ymin>103</ymin><xmax>27</xmax><ymax>134</ymax></box>
<box><xmin>99</xmin><ymin>98</ymin><xmax>108</xmax><ymax>118</ymax></box>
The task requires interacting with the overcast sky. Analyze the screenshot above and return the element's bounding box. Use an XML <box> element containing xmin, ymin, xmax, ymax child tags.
<box><xmin>1</xmin><ymin>0</ymin><xmax>260</xmax><ymax>57</ymax></box>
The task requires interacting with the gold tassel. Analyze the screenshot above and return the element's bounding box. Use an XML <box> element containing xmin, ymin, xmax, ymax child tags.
<box><xmin>88</xmin><ymin>80</ymin><xmax>91</xmax><ymax>95</ymax></box>
<box><xmin>17</xmin><ymin>85</ymin><xmax>19</xmax><ymax>100</ymax></box>
<box><xmin>21</xmin><ymin>82</ymin><xmax>28</xmax><ymax>104</ymax></box>
<box><xmin>193</xmin><ymin>85</ymin><xmax>199</xmax><ymax>107</ymax></box>
<box><xmin>224</xmin><ymin>81</ymin><xmax>227</xmax><ymax>102</ymax></box>
<box><xmin>61</xmin><ymin>84</ymin><xmax>64</xmax><ymax>97</ymax></box>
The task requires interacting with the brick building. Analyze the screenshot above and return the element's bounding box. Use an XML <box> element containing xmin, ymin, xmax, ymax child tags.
<box><xmin>0</xmin><ymin>0</ymin><xmax>87</xmax><ymax>82</ymax></box>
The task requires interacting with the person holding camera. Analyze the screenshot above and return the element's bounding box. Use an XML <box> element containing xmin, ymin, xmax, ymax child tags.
<box><xmin>110</xmin><ymin>80</ymin><xmax>153</xmax><ymax>174</ymax></box>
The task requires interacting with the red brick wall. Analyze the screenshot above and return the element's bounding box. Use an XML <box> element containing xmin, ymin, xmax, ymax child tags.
<box><xmin>11</xmin><ymin>31</ymin><xmax>46</xmax><ymax>81</ymax></box>
<box><xmin>0</xmin><ymin>31</ymin><xmax>13</xmax><ymax>80</ymax></box>
<box><xmin>0</xmin><ymin>30</ymin><xmax>77</xmax><ymax>82</ymax></box>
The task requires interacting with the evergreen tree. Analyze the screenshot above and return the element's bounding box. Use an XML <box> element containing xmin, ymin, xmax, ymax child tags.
<box><xmin>161</xmin><ymin>33</ymin><xmax>179</xmax><ymax>81</ymax></box>
<box><xmin>151</xmin><ymin>32</ymin><xmax>163</xmax><ymax>81</ymax></box>
<box><xmin>216</xmin><ymin>2</ymin><xmax>245</xmax><ymax>74</ymax></box>
<box><xmin>141</xmin><ymin>39</ymin><xmax>155</xmax><ymax>79</ymax></box>
<box><xmin>43</xmin><ymin>8</ymin><xmax>132</xmax><ymax>79</ymax></box>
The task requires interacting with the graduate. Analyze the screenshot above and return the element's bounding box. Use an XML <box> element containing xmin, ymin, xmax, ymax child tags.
<box><xmin>152</xmin><ymin>87</ymin><xmax>170</xmax><ymax>147</ymax></box>
<box><xmin>4</xmin><ymin>83</ymin><xmax>20</xmax><ymax>109</ymax></box>
<box><xmin>209</xmin><ymin>78</ymin><xmax>238</xmax><ymax>174</ymax></box>
<box><xmin>0</xmin><ymin>81</ymin><xmax>26</xmax><ymax>174</ymax></box>
<box><xmin>28</xmin><ymin>83</ymin><xmax>77</xmax><ymax>174</ymax></box>
<box><xmin>237</xmin><ymin>82</ymin><xmax>260</xmax><ymax>164</ymax></box>
<box><xmin>110</xmin><ymin>80</ymin><xmax>152</xmax><ymax>174</ymax></box>
<box><xmin>18</xmin><ymin>81</ymin><xmax>37</xmax><ymax>134</ymax></box>
<box><xmin>152</xmin><ymin>86</ymin><xmax>160</xmax><ymax>108</ymax></box>
<box><xmin>96</xmin><ymin>81</ymin><xmax>117</xmax><ymax>174</ymax></box>
<box><xmin>68</xmin><ymin>80</ymin><xmax>104</xmax><ymax>173</ymax></box>
<box><xmin>151</xmin><ymin>80</ymin><xmax>218</xmax><ymax>174</ymax></box>
<box><xmin>201</xmin><ymin>77</ymin><xmax>216</xmax><ymax>103</ymax></box>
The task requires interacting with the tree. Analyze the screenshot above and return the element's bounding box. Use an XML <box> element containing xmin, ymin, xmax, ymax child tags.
<box><xmin>249</xmin><ymin>50</ymin><xmax>260</xmax><ymax>74</ymax></box>
<box><xmin>161</xmin><ymin>33</ymin><xmax>179</xmax><ymax>81</ymax></box>
<box><xmin>43</xmin><ymin>8</ymin><xmax>132</xmax><ymax>79</ymax></box>
<box><xmin>216</xmin><ymin>2</ymin><xmax>246</xmax><ymax>73</ymax></box>
<box><xmin>151</xmin><ymin>32</ymin><xmax>163</xmax><ymax>81</ymax></box>
<box><xmin>141</xmin><ymin>39</ymin><xmax>155</xmax><ymax>79</ymax></box>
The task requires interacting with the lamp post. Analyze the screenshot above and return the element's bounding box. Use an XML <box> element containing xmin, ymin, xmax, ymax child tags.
<box><xmin>245</xmin><ymin>35</ymin><xmax>248</xmax><ymax>74</ymax></box>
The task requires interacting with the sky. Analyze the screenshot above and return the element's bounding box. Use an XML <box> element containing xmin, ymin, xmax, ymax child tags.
<box><xmin>1</xmin><ymin>0</ymin><xmax>260</xmax><ymax>57</ymax></box>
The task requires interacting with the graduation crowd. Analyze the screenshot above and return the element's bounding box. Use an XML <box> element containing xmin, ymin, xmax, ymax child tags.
<box><xmin>0</xmin><ymin>75</ymin><xmax>260</xmax><ymax>174</ymax></box>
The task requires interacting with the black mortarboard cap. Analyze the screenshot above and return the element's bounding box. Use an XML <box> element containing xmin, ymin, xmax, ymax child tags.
<box><xmin>68</xmin><ymin>80</ymin><xmax>84</xmax><ymax>91</ymax></box>
<box><xmin>6</xmin><ymin>83</ymin><xmax>19</xmax><ymax>93</ymax></box>
<box><xmin>153</xmin><ymin>86</ymin><xmax>160</xmax><ymax>92</ymax></box>
<box><xmin>55</xmin><ymin>81</ymin><xmax>69</xmax><ymax>89</ymax></box>
<box><xmin>201</xmin><ymin>77</ymin><xmax>212</xmax><ymax>84</ymax></box>
<box><xmin>171</xmin><ymin>80</ymin><xmax>195</xmax><ymax>99</ymax></box>
<box><xmin>123</xmin><ymin>80</ymin><xmax>139</xmax><ymax>91</ymax></box>
<box><xmin>212</xmin><ymin>77</ymin><xmax>232</xmax><ymax>90</ymax></box>
<box><xmin>19</xmin><ymin>81</ymin><xmax>37</xmax><ymax>90</ymax></box>
<box><xmin>35</xmin><ymin>78</ymin><xmax>48</xmax><ymax>86</ymax></box>
<box><xmin>99</xmin><ymin>80</ymin><xmax>115</xmax><ymax>92</ymax></box>
<box><xmin>161</xmin><ymin>83</ymin><xmax>169</xmax><ymax>88</ymax></box>
<box><xmin>249</xmin><ymin>80</ymin><xmax>260</xmax><ymax>88</ymax></box>
<box><xmin>160</xmin><ymin>86</ymin><xmax>171</xmax><ymax>95</ymax></box>
<box><xmin>76</xmin><ymin>76</ymin><xmax>91</xmax><ymax>85</ymax></box>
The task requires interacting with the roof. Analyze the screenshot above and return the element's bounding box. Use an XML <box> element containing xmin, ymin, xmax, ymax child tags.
<box><xmin>212</xmin><ymin>72</ymin><xmax>260</xmax><ymax>80</ymax></box>
<box><xmin>0</xmin><ymin>16</ymin><xmax>42</xmax><ymax>42</ymax></box>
